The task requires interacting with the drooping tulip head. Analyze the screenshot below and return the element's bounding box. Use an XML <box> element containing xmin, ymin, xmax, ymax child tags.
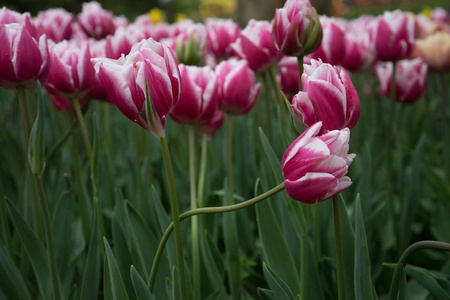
<box><xmin>272</xmin><ymin>0</ymin><xmax>322</xmax><ymax>57</ymax></box>
<box><xmin>282</xmin><ymin>121</ymin><xmax>355</xmax><ymax>204</ymax></box>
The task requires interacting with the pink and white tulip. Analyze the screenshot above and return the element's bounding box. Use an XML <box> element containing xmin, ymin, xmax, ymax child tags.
<box><xmin>373</xmin><ymin>10</ymin><xmax>415</xmax><ymax>62</ymax></box>
<box><xmin>292</xmin><ymin>59</ymin><xmax>360</xmax><ymax>133</ymax></box>
<box><xmin>0</xmin><ymin>16</ymin><xmax>50</xmax><ymax>89</ymax></box>
<box><xmin>282</xmin><ymin>121</ymin><xmax>355</xmax><ymax>204</ymax></box>
<box><xmin>34</xmin><ymin>8</ymin><xmax>73</xmax><ymax>42</ymax></box>
<box><xmin>205</xmin><ymin>18</ymin><xmax>240</xmax><ymax>59</ymax></box>
<box><xmin>94</xmin><ymin>38</ymin><xmax>181</xmax><ymax>138</ymax></box>
<box><xmin>216</xmin><ymin>58</ymin><xmax>261</xmax><ymax>115</ymax></box>
<box><xmin>105</xmin><ymin>25</ymin><xmax>146</xmax><ymax>59</ymax></box>
<box><xmin>272</xmin><ymin>0</ymin><xmax>322</xmax><ymax>57</ymax></box>
<box><xmin>341</xmin><ymin>19</ymin><xmax>375</xmax><ymax>71</ymax></box>
<box><xmin>44</xmin><ymin>41</ymin><xmax>95</xmax><ymax>98</ymax></box>
<box><xmin>231</xmin><ymin>19</ymin><xmax>282</xmax><ymax>72</ymax></box>
<box><xmin>374</xmin><ymin>58</ymin><xmax>428</xmax><ymax>104</ymax></box>
<box><xmin>77</xmin><ymin>1</ymin><xmax>116</xmax><ymax>39</ymax></box>
<box><xmin>311</xmin><ymin>16</ymin><xmax>346</xmax><ymax>65</ymax></box>
<box><xmin>170</xmin><ymin>64</ymin><xmax>219</xmax><ymax>124</ymax></box>
<box><xmin>278</xmin><ymin>56</ymin><xmax>299</xmax><ymax>99</ymax></box>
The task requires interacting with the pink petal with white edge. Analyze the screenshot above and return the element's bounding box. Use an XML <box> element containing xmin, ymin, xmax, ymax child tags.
<box><xmin>322</xmin><ymin>176</ymin><xmax>352</xmax><ymax>200</ymax></box>
<box><xmin>285</xmin><ymin>172</ymin><xmax>338</xmax><ymax>204</ymax></box>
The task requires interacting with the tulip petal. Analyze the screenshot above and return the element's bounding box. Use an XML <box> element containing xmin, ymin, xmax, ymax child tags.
<box><xmin>285</xmin><ymin>172</ymin><xmax>338</xmax><ymax>204</ymax></box>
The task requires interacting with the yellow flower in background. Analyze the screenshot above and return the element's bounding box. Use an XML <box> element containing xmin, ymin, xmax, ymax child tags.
<box><xmin>149</xmin><ymin>8</ymin><xmax>166</xmax><ymax>24</ymax></box>
<box><xmin>422</xmin><ymin>6</ymin><xmax>432</xmax><ymax>19</ymax></box>
<box><xmin>175</xmin><ymin>13</ymin><xmax>187</xmax><ymax>22</ymax></box>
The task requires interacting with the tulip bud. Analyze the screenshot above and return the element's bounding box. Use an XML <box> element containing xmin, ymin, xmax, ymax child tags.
<box><xmin>282</xmin><ymin>121</ymin><xmax>355</xmax><ymax>203</ymax></box>
<box><xmin>205</xmin><ymin>18</ymin><xmax>240</xmax><ymax>59</ymax></box>
<box><xmin>34</xmin><ymin>8</ymin><xmax>73</xmax><ymax>42</ymax></box>
<box><xmin>292</xmin><ymin>59</ymin><xmax>360</xmax><ymax>134</ymax></box>
<box><xmin>77</xmin><ymin>1</ymin><xmax>116</xmax><ymax>39</ymax></box>
<box><xmin>272</xmin><ymin>0</ymin><xmax>322</xmax><ymax>57</ymax></box>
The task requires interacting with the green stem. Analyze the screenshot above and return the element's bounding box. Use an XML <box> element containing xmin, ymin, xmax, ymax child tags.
<box><xmin>197</xmin><ymin>133</ymin><xmax>208</xmax><ymax>208</ymax></box>
<box><xmin>148</xmin><ymin>182</ymin><xmax>286</xmax><ymax>290</ymax></box>
<box><xmin>159</xmin><ymin>137</ymin><xmax>187</xmax><ymax>300</ymax></box>
<box><xmin>17</xmin><ymin>87</ymin><xmax>41</xmax><ymax>238</ymax></box>
<box><xmin>45</xmin><ymin>125</ymin><xmax>75</xmax><ymax>165</ymax></box>
<box><xmin>269</xmin><ymin>66</ymin><xmax>290</xmax><ymax>145</ymax></box>
<box><xmin>32</xmin><ymin>173</ymin><xmax>61</xmax><ymax>300</ymax></box>
<box><xmin>388</xmin><ymin>240</ymin><xmax>450</xmax><ymax>300</ymax></box>
<box><xmin>133</xmin><ymin>124</ymin><xmax>144</xmax><ymax>214</ymax></box>
<box><xmin>262</xmin><ymin>72</ymin><xmax>273</xmax><ymax>142</ymax></box>
<box><xmin>227</xmin><ymin>115</ymin><xmax>234</xmax><ymax>204</ymax></box>
<box><xmin>297</xmin><ymin>56</ymin><xmax>304</xmax><ymax>92</ymax></box>
<box><xmin>72</xmin><ymin>99</ymin><xmax>93</xmax><ymax>168</ymax></box>
<box><xmin>333</xmin><ymin>195</ymin><xmax>345</xmax><ymax>300</ymax></box>
<box><xmin>300</xmin><ymin>233</ymin><xmax>308</xmax><ymax>299</ymax></box>
<box><xmin>0</xmin><ymin>183</ymin><xmax>11</xmax><ymax>255</ymax></box>
<box><xmin>438</xmin><ymin>73</ymin><xmax>448</xmax><ymax>178</ymax></box>
<box><xmin>189</xmin><ymin>126</ymin><xmax>200</xmax><ymax>298</ymax></box>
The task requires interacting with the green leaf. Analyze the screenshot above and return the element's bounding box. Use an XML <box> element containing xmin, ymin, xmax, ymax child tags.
<box><xmin>130</xmin><ymin>266</ymin><xmax>155</xmax><ymax>300</ymax></box>
<box><xmin>258</xmin><ymin>128</ymin><xmax>283</xmax><ymax>182</ymax></box>
<box><xmin>405</xmin><ymin>264</ymin><xmax>450</xmax><ymax>300</ymax></box>
<box><xmin>258</xmin><ymin>288</ymin><xmax>274</xmax><ymax>300</ymax></box>
<box><xmin>339</xmin><ymin>195</ymin><xmax>356</xmax><ymax>300</ymax></box>
<box><xmin>354</xmin><ymin>195</ymin><xmax>373</xmax><ymax>300</ymax></box>
<box><xmin>0</xmin><ymin>242</ymin><xmax>32</xmax><ymax>300</ymax></box>
<box><xmin>7</xmin><ymin>198</ymin><xmax>51</xmax><ymax>300</ymax></box>
<box><xmin>255</xmin><ymin>180</ymin><xmax>300</xmax><ymax>295</ymax></box>
<box><xmin>103</xmin><ymin>237</ymin><xmax>130</xmax><ymax>300</ymax></box>
<box><xmin>28</xmin><ymin>81</ymin><xmax>46</xmax><ymax>176</ymax></box>
<box><xmin>263</xmin><ymin>262</ymin><xmax>296</xmax><ymax>300</ymax></box>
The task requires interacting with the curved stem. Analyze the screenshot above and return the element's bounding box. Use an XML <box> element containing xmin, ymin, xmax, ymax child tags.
<box><xmin>159</xmin><ymin>137</ymin><xmax>187</xmax><ymax>300</ymax></box>
<box><xmin>333</xmin><ymin>195</ymin><xmax>345</xmax><ymax>300</ymax></box>
<box><xmin>148</xmin><ymin>182</ymin><xmax>286</xmax><ymax>290</ymax></box>
<box><xmin>388</xmin><ymin>240</ymin><xmax>450</xmax><ymax>300</ymax></box>
<box><xmin>189</xmin><ymin>126</ymin><xmax>200</xmax><ymax>298</ymax></box>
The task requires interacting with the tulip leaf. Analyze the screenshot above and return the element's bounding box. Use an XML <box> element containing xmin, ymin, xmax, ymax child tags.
<box><xmin>130</xmin><ymin>265</ymin><xmax>155</xmax><ymax>300</ymax></box>
<box><xmin>258</xmin><ymin>128</ymin><xmax>283</xmax><ymax>182</ymax></box>
<box><xmin>354</xmin><ymin>195</ymin><xmax>373</xmax><ymax>300</ymax></box>
<box><xmin>6</xmin><ymin>198</ymin><xmax>52</xmax><ymax>300</ymax></box>
<box><xmin>103</xmin><ymin>237</ymin><xmax>130</xmax><ymax>300</ymax></box>
<box><xmin>258</xmin><ymin>288</ymin><xmax>274</xmax><ymax>300</ymax></box>
<box><xmin>255</xmin><ymin>180</ymin><xmax>300</xmax><ymax>295</ymax></box>
<box><xmin>28</xmin><ymin>82</ymin><xmax>46</xmax><ymax>176</ymax></box>
<box><xmin>405</xmin><ymin>264</ymin><xmax>450</xmax><ymax>300</ymax></box>
<box><xmin>262</xmin><ymin>262</ymin><xmax>297</xmax><ymax>300</ymax></box>
<box><xmin>0</xmin><ymin>242</ymin><xmax>32</xmax><ymax>300</ymax></box>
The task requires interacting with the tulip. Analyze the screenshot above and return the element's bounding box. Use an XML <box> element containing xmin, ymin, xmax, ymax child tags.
<box><xmin>311</xmin><ymin>16</ymin><xmax>346</xmax><ymax>65</ymax></box>
<box><xmin>198</xmin><ymin>109</ymin><xmax>225</xmax><ymax>137</ymax></box>
<box><xmin>0</xmin><ymin>7</ymin><xmax>28</xmax><ymax>26</ymax></box>
<box><xmin>205</xmin><ymin>18</ymin><xmax>240</xmax><ymax>59</ymax></box>
<box><xmin>34</xmin><ymin>8</ymin><xmax>73</xmax><ymax>42</ymax></box>
<box><xmin>412</xmin><ymin>31</ymin><xmax>450</xmax><ymax>72</ymax></box>
<box><xmin>77</xmin><ymin>1</ymin><xmax>116</xmax><ymax>39</ymax></box>
<box><xmin>174</xmin><ymin>23</ymin><xmax>206</xmax><ymax>66</ymax></box>
<box><xmin>373</xmin><ymin>10</ymin><xmax>415</xmax><ymax>62</ymax></box>
<box><xmin>272</xmin><ymin>0</ymin><xmax>322</xmax><ymax>57</ymax></box>
<box><xmin>0</xmin><ymin>17</ymin><xmax>50</xmax><ymax>90</ymax></box>
<box><xmin>170</xmin><ymin>64</ymin><xmax>219</xmax><ymax>124</ymax></box>
<box><xmin>341</xmin><ymin>19</ymin><xmax>375</xmax><ymax>71</ymax></box>
<box><xmin>215</xmin><ymin>59</ymin><xmax>261</xmax><ymax>115</ymax></box>
<box><xmin>374</xmin><ymin>58</ymin><xmax>428</xmax><ymax>104</ymax></box>
<box><xmin>278</xmin><ymin>56</ymin><xmax>299</xmax><ymax>99</ymax></box>
<box><xmin>281</xmin><ymin>121</ymin><xmax>355</xmax><ymax>203</ymax></box>
<box><xmin>230</xmin><ymin>19</ymin><xmax>282</xmax><ymax>72</ymax></box>
<box><xmin>94</xmin><ymin>38</ymin><xmax>181</xmax><ymax>138</ymax></box>
<box><xmin>292</xmin><ymin>59</ymin><xmax>360</xmax><ymax>134</ymax></box>
<box><xmin>105</xmin><ymin>25</ymin><xmax>146</xmax><ymax>59</ymax></box>
<box><xmin>44</xmin><ymin>41</ymin><xmax>95</xmax><ymax>99</ymax></box>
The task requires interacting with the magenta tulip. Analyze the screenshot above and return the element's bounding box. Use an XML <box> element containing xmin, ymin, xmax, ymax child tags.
<box><xmin>230</xmin><ymin>19</ymin><xmax>282</xmax><ymax>72</ymax></box>
<box><xmin>341</xmin><ymin>19</ymin><xmax>375</xmax><ymax>71</ymax></box>
<box><xmin>105</xmin><ymin>25</ymin><xmax>146</xmax><ymax>59</ymax></box>
<box><xmin>292</xmin><ymin>59</ymin><xmax>360</xmax><ymax>134</ymax></box>
<box><xmin>0</xmin><ymin>7</ymin><xmax>25</xmax><ymax>25</ymax></box>
<box><xmin>216</xmin><ymin>58</ymin><xmax>261</xmax><ymax>115</ymax></box>
<box><xmin>0</xmin><ymin>16</ymin><xmax>50</xmax><ymax>90</ymax></box>
<box><xmin>272</xmin><ymin>0</ymin><xmax>322</xmax><ymax>57</ymax></box>
<box><xmin>310</xmin><ymin>16</ymin><xmax>346</xmax><ymax>65</ymax></box>
<box><xmin>34</xmin><ymin>8</ymin><xmax>73</xmax><ymax>42</ymax></box>
<box><xmin>44</xmin><ymin>41</ymin><xmax>95</xmax><ymax>98</ymax></box>
<box><xmin>205</xmin><ymin>18</ymin><xmax>240</xmax><ymax>59</ymax></box>
<box><xmin>170</xmin><ymin>64</ymin><xmax>219</xmax><ymax>124</ymax></box>
<box><xmin>77</xmin><ymin>1</ymin><xmax>116</xmax><ymax>39</ymax></box>
<box><xmin>282</xmin><ymin>121</ymin><xmax>355</xmax><ymax>204</ymax></box>
<box><xmin>374</xmin><ymin>58</ymin><xmax>428</xmax><ymax>104</ymax></box>
<box><xmin>278</xmin><ymin>56</ymin><xmax>299</xmax><ymax>99</ymax></box>
<box><xmin>94</xmin><ymin>38</ymin><xmax>181</xmax><ymax>138</ymax></box>
<box><xmin>373</xmin><ymin>10</ymin><xmax>415</xmax><ymax>62</ymax></box>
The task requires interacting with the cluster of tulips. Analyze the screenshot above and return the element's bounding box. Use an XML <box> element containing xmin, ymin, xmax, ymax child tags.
<box><xmin>1</xmin><ymin>0</ymin><xmax>449</xmax><ymax>299</ymax></box>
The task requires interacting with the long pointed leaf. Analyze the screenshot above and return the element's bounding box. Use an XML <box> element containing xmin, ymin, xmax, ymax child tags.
<box><xmin>103</xmin><ymin>237</ymin><xmax>130</xmax><ymax>300</ymax></box>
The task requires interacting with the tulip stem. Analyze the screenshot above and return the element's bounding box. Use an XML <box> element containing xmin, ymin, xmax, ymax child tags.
<box><xmin>263</xmin><ymin>72</ymin><xmax>273</xmax><ymax>142</ymax></box>
<box><xmin>133</xmin><ymin>124</ymin><xmax>144</xmax><ymax>214</ymax></box>
<box><xmin>388</xmin><ymin>240</ymin><xmax>450</xmax><ymax>300</ymax></box>
<box><xmin>197</xmin><ymin>133</ymin><xmax>208</xmax><ymax>208</ymax></box>
<box><xmin>17</xmin><ymin>87</ymin><xmax>41</xmax><ymax>237</ymax></box>
<box><xmin>269</xmin><ymin>66</ymin><xmax>290</xmax><ymax>145</ymax></box>
<box><xmin>45</xmin><ymin>124</ymin><xmax>75</xmax><ymax>166</ymax></box>
<box><xmin>189</xmin><ymin>126</ymin><xmax>201</xmax><ymax>298</ymax></box>
<box><xmin>297</xmin><ymin>56</ymin><xmax>304</xmax><ymax>92</ymax></box>
<box><xmin>438</xmin><ymin>73</ymin><xmax>448</xmax><ymax>177</ymax></box>
<box><xmin>72</xmin><ymin>99</ymin><xmax>93</xmax><ymax>183</ymax></box>
<box><xmin>148</xmin><ymin>182</ymin><xmax>286</xmax><ymax>290</ymax></box>
<box><xmin>159</xmin><ymin>136</ymin><xmax>187</xmax><ymax>300</ymax></box>
<box><xmin>333</xmin><ymin>195</ymin><xmax>345</xmax><ymax>300</ymax></box>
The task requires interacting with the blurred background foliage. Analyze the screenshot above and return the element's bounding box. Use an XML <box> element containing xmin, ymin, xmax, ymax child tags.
<box><xmin>1</xmin><ymin>0</ymin><xmax>448</xmax><ymax>25</ymax></box>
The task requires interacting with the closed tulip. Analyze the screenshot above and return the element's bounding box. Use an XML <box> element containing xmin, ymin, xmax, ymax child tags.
<box><xmin>94</xmin><ymin>38</ymin><xmax>181</xmax><ymax>138</ymax></box>
<box><xmin>373</xmin><ymin>10</ymin><xmax>415</xmax><ymax>62</ymax></box>
<box><xmin>292</xmin><ymin>59</ymin><xmax>360</xmax><ymax>134</ymax></box>
<box><xmin>105</xmin><ymin>25</ymin><xmax>146</xmax><ymax>59</ymax></box>
<box><xmin>0</xmin><ymin>15</ymin><xmax>50</xmax><ymax>90</ymax></box>
<box><xmin>34</xmin><ymin>8</ymin><xmax>73</xmax><ymax>42</ymax></box>
<box><xmin>272</xmin><ymin>0</ymin><xmax>322</xmax><ymax>57</ymax></box>
<box><xmin>77</xmin><ymin>1</ymin><xmax>116</xmax><ymax>39</ymax></box>
<box><xmin>341</xmin><ymin>19</ymin><xmax>375</xmax><ymax>71</ymax></box>
<box><xmin>44</xmin><ymin>41</ymin><xmax>95</xmax><ymax>98</ymax></box>
<box><xmin>170</xmin><ymin>64</ymin><xmax>219</xmax><ymax>124</ymax></box>
<box><xmin>216</xmin><ymin>58</ymin><xmax>261</xmax><ymax>115</ymax></box>
<box><xmin>311</xmin><ymin>16</ymin><xmax>346</xmax><ymax>65</ymax></box>
<box><xmin>230</xmin><ymin>19</ymin><xmax>282</xmax><ymax>72</ymax></box>
<box><xmin>278</xmin><ymin>56</ymin><xmax>299</xmax><ymax>99</ymax></box>
<box><xmin>205</xmin><ymin>18</ymin><xmax>240</xmax><ymax>59</ymax></box>
<box><xmin>282</xmin><ymin>121</ymin><xmax>355</xmax><ymax>204</ymax></box>
<box><xmin>374</xmin><ymin>58</ymin><xmax>428</xmax><ymax>104</ymax></box>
